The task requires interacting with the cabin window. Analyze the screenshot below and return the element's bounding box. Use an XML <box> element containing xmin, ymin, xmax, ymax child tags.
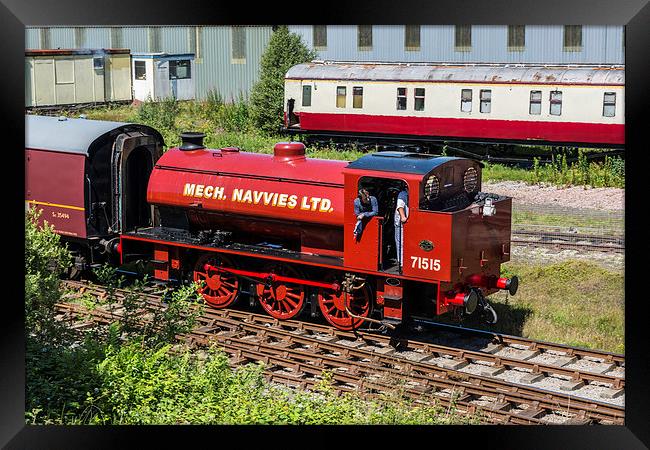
<box><xmin>336</xmin><ymin>86</ymin><xmax>346</xmax><ymax>108</ymax></box>
<box><xmin>529</xmin><ymin>90</ymin><xmax>542</xmax><ymax>115</ymax></box>
<box><xmin>455</xmin><ymin>25</ymin><xmax>472</xmax><ymax>50</ymax></box>
<box><xmin>550</xmin><ymin>90</ymin><xmax>562</xmax><ymax>115</ymax></box>
<box><xmin>134</xmin><ymin>61</ymin><xmax>147</xmax><ymax>80</ymax></box>
<box><xmin>231</xmin><ymin>26</ymin><xmax>246</xmax><ymax>63</ymax></box>
<box><xmin>353</xmin><ymin>86</ymin><xmax>363</xmax><ymax>108</ymax></box>
<box><xmin>396</xmin><ymin>87</ymin><xmax>407</xmax><ymax>110</ymax></box>
<box><xmin>314</xmin><ymin>25</ymin><xmax>327</xmax><ymax>49</ymax></box>
<box><xmin>93</xmin><ymin>57</ymin><xmax>104</xmax><ymax>70</ymax></box>
<box><xmin>302</xmin><ymin>85</ymin><xmax>312</xmax><ymax>107</ymax></box>
<box><xmin>508</xmin><ymin>25</ymin><xmax>525</xmax><ymax>50</ymax></box>
<box><xmin>480</xmin><ymin>89</ymin><xmax>491</xmax><ymax>113</ymax></box>
<box><xmin>603</xmin><ymin>92</ymin><xmax>616</xmax><ymax>117</ymax></box>
<box><xmin>405</xmin><ymin>25</ymin><xmax>421</xmax><ymax>51</ymax></box>
<box><xmin>564</xmin><ymin>25</ymin><xmax>582</xmax><ymax>51</ymax></box>
<box><xmin>461</xmin><ymin>89</ymin><xmax>472</xmax><ymax>112</ymax></box>
<box><xmin>414</xmin><ymin>88</ymin><xmax>425</xmax><ymax>111</ymax></box>
<box><xmin>169</xmin><ymin>60</ymin><xmax>191</xmax><ymax>80</ymax></box>
<box><xmin>358</xmin><ymin>25</ymin><xmax>373</xmax><ymax>50</ymax></box>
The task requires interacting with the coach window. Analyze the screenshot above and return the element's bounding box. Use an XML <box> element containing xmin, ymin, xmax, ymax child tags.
<box><xmin>529</xmin><ymin>90</ymin><xmax>541</xmax><ymax>115</ymax></box>
<box><xmin>414</xmin><ymin>88</ymin><xmax>425</xmax><ymax>111</ymax></box>
<box><xmin>461</xmin><ymin>89</ymin><xmax>472</xmax><ymax>112</ymax></box>
<box><xmin>480</xmin><ymin>89</ymin><xmax>491</xmax><ymax>113</ymax></box>
<box><xmin>550</xmin><ymin>91</ymin><xmax>562</xmax><ymax>116</ymax></box>
<box><xmin>397</xmin><ymin>87</ymin><xmax>407</xmax><ymax>110</ymax></box>
<box><xmin>353</xmin><ymin>87</ymin><xmax>363</xmax><ymax>108</ymax></box>
<box><xmin>135</xmin><ymin>61</ymin><xmax>147</xmax><ymax>80</ymax></box>
<box><xmin>302</xmin><ymin>85</ymin><xmax>312</xmax><ymax>107</ymax></box>
<box><xmin>336</xmin><ymin>86</ymin><xmax>346</xmax><ymax>108</ymax></box>
<box><xmin>603</xmin><ymin>92</ymin><xmax>616</xmax><ymax>117</ymax></box>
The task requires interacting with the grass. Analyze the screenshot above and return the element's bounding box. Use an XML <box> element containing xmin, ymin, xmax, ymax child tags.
<box><xmin>436</xmin><ymin>260</ymin><xmax>624</xmax><ymax>354</ymax></box>
<box><xmin>60</xmin><ymin>100</ymin><xmax>624</xmax><ymax>188</ymax></box>
<box><xmin>512</xmin><ymin>208</ymin><xmax>624</xmax><ymax>234</ymax></box>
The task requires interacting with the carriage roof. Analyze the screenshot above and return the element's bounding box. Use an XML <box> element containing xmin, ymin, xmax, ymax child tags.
<box><xmin>286</xmin><ymin>62</ymin><xmax>624</xmax><ymax>85</ymax></box>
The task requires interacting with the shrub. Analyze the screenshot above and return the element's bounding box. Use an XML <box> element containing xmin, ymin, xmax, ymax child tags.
<box><xmin>25</xmin><ymin>209</ymin><xmax>71</xmax><ymax>344</ymax></box>
<box><xmin>250</xmin><ymin>26</ymin><xmax>317</xmax><ymax>134</ymax></box>
<box><xmin>136</xmin><ymin>96</ymin><xmax>180</xmax><ymax>132</ymax></box>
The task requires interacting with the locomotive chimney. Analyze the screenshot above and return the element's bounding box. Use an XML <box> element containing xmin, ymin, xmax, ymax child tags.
<box><xmin>273</xmin><ymin>142</ymin><xmax>306</xmax><ymax>162</ymax></box>
<box><xmin>179</xmin><ymin>132</ymin><xmax>206</xmax><ymax>151</ymax></box>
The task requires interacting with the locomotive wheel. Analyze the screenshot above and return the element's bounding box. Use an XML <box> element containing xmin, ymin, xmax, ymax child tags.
<box><xmin>192</xmin><ymin>253</ymin><xmax>239</xmax><ymax>308</ymax></box>
<box><xmin>317</xmin><ymin>278</ymin><xmax>372</xmax><ymax>331</ymax></box>
<box><xmin>256</xmin><ymin>263</ymin><xmax>306</xmax><ymax>320</ymax></box>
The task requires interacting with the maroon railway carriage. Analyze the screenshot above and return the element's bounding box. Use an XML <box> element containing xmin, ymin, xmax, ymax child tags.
<box><xmin>120</xmin><ymin>134</ymin><xmax>518</xmax><ymax>330</ymax></box>
<box><xmin>25</xmin><ymin>114</ymin><xmax>164</xmax><ymax>272</ymax></box>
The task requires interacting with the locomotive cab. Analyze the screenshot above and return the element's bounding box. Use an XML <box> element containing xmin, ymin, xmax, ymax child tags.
<box><xmin>343</xmin><ymin>152</ymin><xmax>514</xmax><ymax>322</ymax></box>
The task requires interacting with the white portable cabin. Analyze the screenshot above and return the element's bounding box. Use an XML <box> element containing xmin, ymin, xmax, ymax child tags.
<box><xmin>25</xmin><ymin>49</ymin><xmax>132</xmax><ymax>107</ymax></box>
<box><xmin>132</xmin><ymin>53</ymin><xmax>196</xmax><ymax>102</ymax></box>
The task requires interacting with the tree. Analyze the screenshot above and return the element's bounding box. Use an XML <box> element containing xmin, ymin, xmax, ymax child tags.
<box><xmin>250</xmin><ymin>26</ymin><xmax>317</xmax><ymax>135</ymax></box>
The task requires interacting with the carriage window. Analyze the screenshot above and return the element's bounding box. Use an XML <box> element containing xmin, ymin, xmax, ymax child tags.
<box><xmin>336</xmin><ymin>86</ymin><xmax>346</xmax><ymax>108</ymax></box>
<box><xmin>353</xmin><ymin>87</ymin><xmax>363</xmax><ymax>108</ymax></box>
<box><xmin>414</xmin><ymin>88</ymin><xmax>425</xmax><ymax>111</ymax></box>
<box><xmin>397</xmin><ymin>87</ymin><xmax>407</xmax><ymax>110</ymax></box>
<box><xmin>550</xmin><ymin>91</ymin><xmax>562</xmax><ymax>115</ymax></box>
<box><xmin>461</xmin><ymin>89</ymin><xmax>472</xmax><ymax>112</ymax></box>
<box><xmin>134</xmin><ymin>61</ymin><xmax>147</xmax><ymax>80</ymax></box>
<box><xmin>603</xmin><ymin>92</ymin><xmax>616</xmax><ymax>117</ymax></box>
<box><xmin>480</xmin><ymin>89</ymin><xmax>491</xmax><ymax>113</ymax></box>
<box><xmin>529</xmin><ymin>90</ymin><xmax>542</xmax><ymax>115</ymax></box>
<box><xmin>302</xmin><ymin>85</ymin><xmax>312</xmax><ymax>107</ymax></box>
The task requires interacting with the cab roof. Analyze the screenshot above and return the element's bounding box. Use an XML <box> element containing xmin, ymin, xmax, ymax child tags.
<box><xmin>345</xmin><ymin>152</ymin><xmax>468</xmax><ymax>175</ymax></box>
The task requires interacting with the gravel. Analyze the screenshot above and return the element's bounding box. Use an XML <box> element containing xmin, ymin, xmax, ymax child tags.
<box><xmin>484</xmin><ymin>181</ymin><xmax>624</xmax><ymax>211</ymax></box>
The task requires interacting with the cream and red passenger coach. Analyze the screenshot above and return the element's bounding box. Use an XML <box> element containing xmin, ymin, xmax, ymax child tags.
<box><xmin>283</xmin><ymin>62</ymin><xmax>624</xmax><ymax>148</ymax></box>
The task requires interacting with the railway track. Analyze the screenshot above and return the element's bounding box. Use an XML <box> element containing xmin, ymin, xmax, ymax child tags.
<box><xmin>511</xmin><ymin>230</ymin><xmax>624</xmax><ymax>253</ymax></box>
<box><xmin>58</xmin><ymin>279</ymin><xmax>625</xmax><ymax>425</ymax></box>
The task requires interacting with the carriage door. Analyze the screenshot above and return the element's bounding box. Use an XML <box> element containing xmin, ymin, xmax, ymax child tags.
<box><xmin>111</xmin><ymin>132</ymin><xmax>161</xmax><ymax>233</ymax></box>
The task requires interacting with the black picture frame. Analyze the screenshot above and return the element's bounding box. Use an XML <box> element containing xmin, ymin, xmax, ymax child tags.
<box><xmin>2</xmin><ymin>0</ymin><xmax>648</xmax><ymax>448</ymax></box>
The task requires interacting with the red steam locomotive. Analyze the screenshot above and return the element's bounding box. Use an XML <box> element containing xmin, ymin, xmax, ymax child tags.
<box><xmin>26</xmin><ymin>115</ymin><xmax>518</xmax><ymax>331</ymax></box>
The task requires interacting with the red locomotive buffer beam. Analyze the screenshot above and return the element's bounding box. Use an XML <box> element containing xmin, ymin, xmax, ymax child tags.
<box><xmin>466</xmin><ymin>274</ymin><xmax>519</xmax><ymax>296</ymax></box>
<box><xmin>202</xmin><ymin>264</ymin><xmax>340</xmax><ymax>291</ymax></box>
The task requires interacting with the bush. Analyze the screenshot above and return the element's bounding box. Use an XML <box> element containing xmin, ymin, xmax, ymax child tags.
<box><xmin>136</xmin><ymin>96</ymin><xmax>180</xmax><ymax>132</ymax></box>
<box><xmin>87</xmin><ymin>343</ymin><xmax>472</xmax><ymax>425</ymax></box>
<box><xmin>25</xmin><ymin>209</ymin><xmax>71</xmax><ymax>344</ymax></box>
<box><xmin>250</xmin><ymin>26</ymin><xmax>317</xmax><ymax>135</ymax></box>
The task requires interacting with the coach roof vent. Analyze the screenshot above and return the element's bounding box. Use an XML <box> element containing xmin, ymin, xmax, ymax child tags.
<box><xmin>273</xmin><ymin>142</ymin><xmax>306</xmax><ymax>162</ymax></box>
<box><xmin>179</xmin><ymin>132</ymin><xmax>206</xmax><ymax>151</ymax></box>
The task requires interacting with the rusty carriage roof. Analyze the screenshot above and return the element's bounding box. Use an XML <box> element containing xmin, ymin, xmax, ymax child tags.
<box><xmin>286</xmin><ymin>62</ymin><xmax>625</xmax><ymax>86</ymax></box>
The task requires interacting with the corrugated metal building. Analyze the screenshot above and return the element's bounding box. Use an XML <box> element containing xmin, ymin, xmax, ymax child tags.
<box><xmin>26</xmin><ymin>26</ymin><xmax>273</xmax><ymax>101</ymax></box>
<box><xmin>25</xmin><ymin>25</ymin><xmax>624</xmax><ymax>100</ymax></box>
<box><xmin>288</xmin><ymin>25</ymin><xmax>624</xmax><ymax>65</ymax></box>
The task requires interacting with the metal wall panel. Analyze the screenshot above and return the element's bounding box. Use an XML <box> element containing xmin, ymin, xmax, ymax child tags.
<box><xmin>25</xmin><ymin>29</ymin><xmax>40</xmax><ymax>48</ymax></box>
<box><xmin>47</xmin><ymin>28</ymin><xmax>74</xmax><ymax>48</ymax></box>
<box><xmin>84</xmin><ymin>27</ymin><xmax>111</xmax><ymax>49</ymax></box>
<box><xmin>288</xmin><ymin>25</ymin><xmax>625</xmax><ymax>65</ymax></box>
